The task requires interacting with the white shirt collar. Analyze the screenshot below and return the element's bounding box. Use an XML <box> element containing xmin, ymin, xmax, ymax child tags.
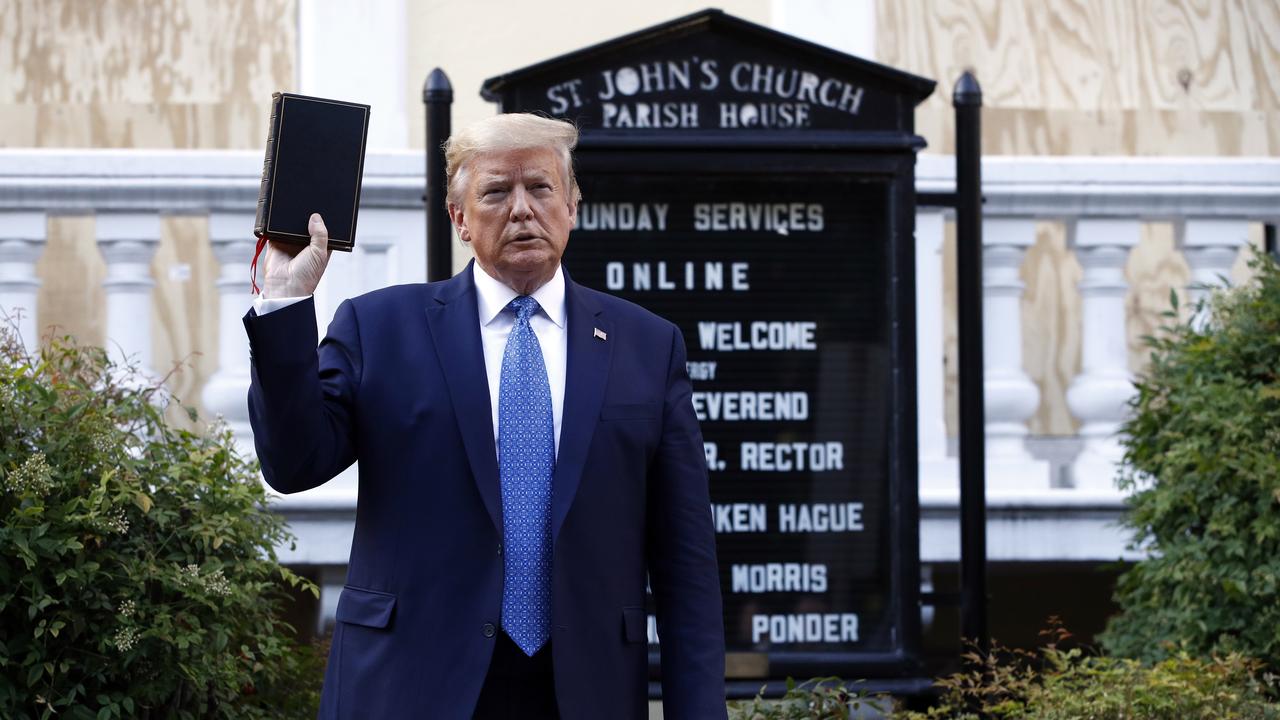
<box><xmin>472</xmin><ymin>261</ymin><xmax>566</xmax><ymax>329</ymax></box>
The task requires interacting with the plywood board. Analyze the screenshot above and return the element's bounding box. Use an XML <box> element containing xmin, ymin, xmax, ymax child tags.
<box><xmin>151</xmin><ymin>216</ymin><xmax>219</xmax><ymax>420</ymax></box>
<box><xmin>0</xmin><ymin>0</ymin><xmax>296</xmax><ymax>148</ymax></box>
<box><xmin>879</xmin><ymin>0</ymin><xmax>1280</xmax><ymax>155</ymax></box>
<box><xmin>35</xmin><ymin>216</ymin><xmax>105</xmax><ymax>347</ymax></box>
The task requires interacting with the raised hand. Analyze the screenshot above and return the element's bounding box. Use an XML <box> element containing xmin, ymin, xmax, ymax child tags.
<box><xmin>261</xmin><ymin>213</ymin><xmax>332</xmax><ymax>298</ymax></box>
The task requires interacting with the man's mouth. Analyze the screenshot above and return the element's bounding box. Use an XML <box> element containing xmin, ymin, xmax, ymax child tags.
<box><xmin>509</xmin><ymin>232</ymin><xmax>541</xmax><ymax>243</ymax></box>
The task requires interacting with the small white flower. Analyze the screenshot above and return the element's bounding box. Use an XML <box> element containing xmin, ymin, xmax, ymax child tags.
<box><xmin>117</xmin><ymin>599</ymin><xmax>136</xmax><ymax>618</ymax></box>
<box><xmin>176</xmin><ymin>563</ymin><xmax>201</xmax><ymax>587</ymax></box>
<box><xmin>205</xmin><ymin>568</ymin><xmax>231</xmax><ymax>598</ymax></box>
<box><xmin>5</xmin><ymin>452</ymin><xmax>53</xmax><ymax>496</ymax></box>
<box><xmin>111</xmin><ymin>626</ymin><xmax>138</xmax><ymax>652</ymax></box>
<box><xmin>175</xmin><ymin>564</ymin><xmax>231</xmax><ymax>597</ymax></box>
<box><xmin>105</xmin><ymin>508</ymin><xmax>129</xmax><ymax>534</ymax></box>
<box><xmin>92</xmin><ymin>431</ymin><xmax>114</xmax><ymax>454</ymax></box>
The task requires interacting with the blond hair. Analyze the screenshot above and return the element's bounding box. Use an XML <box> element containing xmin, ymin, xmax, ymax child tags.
<box><xmin>444</xmin><ymin>113</ymin><xmax>581</xmax><ymax>206</ymax></box>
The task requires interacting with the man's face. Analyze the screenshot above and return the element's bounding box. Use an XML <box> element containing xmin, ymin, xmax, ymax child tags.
<box><xmin>449</xmin><ymin>146</ymin><xmax>577</xmax><ymax>295</ymax></box>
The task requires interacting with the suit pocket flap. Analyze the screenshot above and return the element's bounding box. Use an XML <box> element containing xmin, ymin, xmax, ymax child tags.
<box><xmin>336</xmin><ymin>585</ymin><xmax>396</xmax><ymax>628</ymax></box>
<box><xmin>601</xmin><ymin>403</ymin><xmax>661</xmax><ymax>421</ymax></box>
<box><xmin>622</xmin><ymin>607</ymin><xmax>648</xmax><ymax>644</ymax></box>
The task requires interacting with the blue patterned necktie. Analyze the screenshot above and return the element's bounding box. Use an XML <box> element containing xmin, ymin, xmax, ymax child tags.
<box><xmin>498</xmin><ymin>295</ymin><xmax>554</xmax><ymax>656</ymax></box>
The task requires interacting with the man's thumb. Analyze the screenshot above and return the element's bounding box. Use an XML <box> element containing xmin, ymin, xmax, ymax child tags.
<box><xmin>309</xmin><ymin>213</ymin><xmax>330</xmax><ymax>252</ymax></box>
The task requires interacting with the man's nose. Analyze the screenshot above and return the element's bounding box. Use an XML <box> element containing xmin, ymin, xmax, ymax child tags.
<box><xmin>508</xmin><ymin>186</ymin><xmax>534</xmax><ymax>221</ymax></box>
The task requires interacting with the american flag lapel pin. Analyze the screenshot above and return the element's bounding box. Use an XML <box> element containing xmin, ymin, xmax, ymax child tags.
<box><xmin>593</xmin><ymin>327</ymin><xmax>607</xmax><ymax>341</ymax></box>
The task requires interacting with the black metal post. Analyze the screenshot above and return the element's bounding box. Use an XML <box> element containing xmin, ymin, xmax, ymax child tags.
<box><xmin>954</xmin><ymin>71</ymin><xmax>989</xmax><ymax>654</ymax></box>
<box><xmin>424</xmin><ymin>68</ymin><xmax>453</xmax><ymax>282</ymax></box>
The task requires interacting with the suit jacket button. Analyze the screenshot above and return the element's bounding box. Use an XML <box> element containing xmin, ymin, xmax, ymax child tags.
<box><xmin>497</xmin><ymin>543</ymin><xmax>503</xmax><ymax>556</ymax></box>
<box><xmin>482</xmin><ymin>623</ymin><xmax>496</xmax><ymax>638</ymax></box>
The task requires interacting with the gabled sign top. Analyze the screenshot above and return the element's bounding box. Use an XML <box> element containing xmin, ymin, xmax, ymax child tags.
<box><xmin>481</xmin><ymin>8</ymin><xmax>936</xmax><ymax>135</ymax></box>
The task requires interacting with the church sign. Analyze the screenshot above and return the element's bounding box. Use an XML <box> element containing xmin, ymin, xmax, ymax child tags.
<box><xmin>547</xmin><ymin>57</ymin><xmax>869</xmax><ymax>130</ymax></box>
<box><xmin>483</xmin><ymin>9</ymin><xmax>935</xmax><ymax>689</ymax></box>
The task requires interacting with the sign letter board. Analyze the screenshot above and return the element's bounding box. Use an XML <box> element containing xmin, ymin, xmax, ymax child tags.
<box><xmin>482</xmin><ymin>9</ymin><xmax>936</xmax><ymax>687</ymax></box>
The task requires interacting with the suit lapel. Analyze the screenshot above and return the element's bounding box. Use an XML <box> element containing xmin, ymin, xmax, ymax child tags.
<box><xmin>553</xmin><ymin>275</ymin><xmax>611</xmax><ymax>545</ymax></box>
<box><xmin>424</xmin><ymin>264</ymin><xmax>503</xmax><ymax>535</ymax></box>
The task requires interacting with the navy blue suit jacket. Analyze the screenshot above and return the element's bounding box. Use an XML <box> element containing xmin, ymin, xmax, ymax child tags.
<box><xmin>244</xmin><ymin>263</ymin><xmax>726</xmax><ymax>719</ymax></box>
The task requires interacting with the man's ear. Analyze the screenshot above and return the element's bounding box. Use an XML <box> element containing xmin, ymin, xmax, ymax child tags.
<box><xmin>447</xmin><ymin>202</ymin><xmax>469</xmax><ymax>243</ymax></box>
<box><xmin>565</xmin><ymin>194</ymin><xmax>579</xmax><ymax>228</ymax></box>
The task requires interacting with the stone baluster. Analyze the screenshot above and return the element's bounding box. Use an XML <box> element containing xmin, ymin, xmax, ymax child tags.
<box><xmin>312</xmin><ymin>232</ymin><xmax>394</xmax><ymax>334</ymax></box>
<box><xmin>0</xmin><ymin>211</ymin><xmax>46</xmax><ymax>354</ymax></box>
<box><xmin>358</xmin><ymin>235</ymin><xmax>394</xmax><ymax>294</ymax></box>
<box><xmin>1182</xmin><ymin>219</ymin><xmax>1248</xmax><ymax>317</ymax></box>
<box><xmin>202</xmin><ymin>212</ymin><xmax>257</xmax><ymax>451</ymax></box>
<box><xmin>1066</xmin><ymin>219</ymin><xmax>1139</xmax><ymax>494</ymax></box>
<box><xmin>96</xmin><ymin>212</ymin><xmax>160</xmax><ymax>377</ymax></box>
<box><xmin>915</xmin><ymin>209</ymin><xmax>957</xmax><ymax>496</ymax></box>
<box><xmin>983</xmin><ymin>219</ymin><xmax>1050</xmax><ymax>492</ymax></box>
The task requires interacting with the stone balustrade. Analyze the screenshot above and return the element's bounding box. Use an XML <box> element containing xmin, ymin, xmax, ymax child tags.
<box><xmin>915</xmin><ymin>155</ymin><xmax>1280</xmax><ymax>520</ymax></box>
<box><xmin>1</xmin><ymin>150</ymin><xmax>1277</xmax><ymax>578</ymax></box>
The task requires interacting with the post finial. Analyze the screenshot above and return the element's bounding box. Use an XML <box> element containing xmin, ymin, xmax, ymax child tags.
<box><xmin>953</xmin><ymin>71</ymin><xmax>982</xmax><ymax>107</ymax></box>
<box><xmin>424</xmin><ymin>68</ymin><xmax>454</xmax><ymax>103</ymax></box>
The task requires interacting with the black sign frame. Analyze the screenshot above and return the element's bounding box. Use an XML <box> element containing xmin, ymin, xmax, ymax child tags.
<box><xmin>572</xmin><ymin>140</ymin><xmax>923</xmax><ymax>683</ymax></box>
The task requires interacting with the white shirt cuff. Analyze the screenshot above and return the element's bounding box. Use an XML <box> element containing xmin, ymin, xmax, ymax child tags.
<box><xmin>253</xmin><ymin>295</ymin><xmax>310</xmax><ymax>315</ymax></box>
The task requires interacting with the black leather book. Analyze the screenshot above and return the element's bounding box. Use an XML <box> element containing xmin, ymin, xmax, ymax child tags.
<box><xmin>254</xmin><ymin>92</ymin><xmax>370</xmax><ymax>252</ymax></box>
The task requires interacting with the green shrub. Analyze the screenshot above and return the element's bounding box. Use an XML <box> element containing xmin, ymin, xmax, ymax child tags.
<box><xmin>728</xmin><ymin>677</ymin><xmax>890</xmax><ymax>719</ymax></box>
<box><xmin>899</xmin><ymin>626</ymin><xmax>1279</xmax><ymax>720</ymax></box>
<box><xmin>0</xmin><ymin>328</ymin><xmax>322</xmax><ymax>719</ymax></box>
<box><xmin>1099</xmin><ymin>255</ymin><xmax>1280</xmax><ymax>671</ymax></box>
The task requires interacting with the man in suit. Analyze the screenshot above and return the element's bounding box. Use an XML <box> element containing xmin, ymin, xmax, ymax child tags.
<box><xmin>245</xmin><ymin>113</ymin><xmax>726</xmax><ymax>719</ymax></box>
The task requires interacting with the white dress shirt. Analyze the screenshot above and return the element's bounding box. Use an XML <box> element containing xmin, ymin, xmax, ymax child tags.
<box><xmin>251</xmin><ymin>262</ymin><xmax>568</xmax><ymax>457</ymax></box>
<box><xmin>470</xmin><ymin>262</ymin><xmax>567</xmax><ymax>457</ymax></box>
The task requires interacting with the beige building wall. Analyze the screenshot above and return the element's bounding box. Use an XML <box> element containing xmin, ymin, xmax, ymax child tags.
<box><xmin>3</xmin><ymin>0</ymin><xmax>1275</xmax><ymax>434</ymax></box>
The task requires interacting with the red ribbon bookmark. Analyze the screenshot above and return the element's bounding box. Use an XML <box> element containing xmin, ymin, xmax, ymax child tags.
<box><xmin>249</xmin><ymin>236</ymin><xmax>267</xmax><ymax>295</ymax></box>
